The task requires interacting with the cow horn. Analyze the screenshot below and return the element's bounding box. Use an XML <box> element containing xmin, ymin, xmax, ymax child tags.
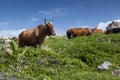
<box><xmin>95</xmin><ymin>26</ymin><xmax>97</xmax><ymax>29</ymax></box>
<box><xmin>44</xmin><ymin>18</ymin><xmax>47</xmax><ymax>24</ymax></box>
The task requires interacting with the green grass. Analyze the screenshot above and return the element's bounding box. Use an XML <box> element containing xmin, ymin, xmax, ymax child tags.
<box><xmin>0</xmin><ymin>33</ymin><xmax>120</xmax><ymax>80</ymax></box>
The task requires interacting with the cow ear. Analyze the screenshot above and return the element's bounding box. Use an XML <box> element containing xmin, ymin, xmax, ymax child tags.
<box><xmin>95</xmin><ymin>27</ymin><xmax>97</xmax><ymax>29</ymax></box>
<box><xmin>34</xmin><ymin>27</ymin><xmax>39</xmax><ymax>37</ymax></box>
<box><xmin>89</xmin><ymin>27</ymin><xmax>91</xmax><ymax>30</ymax></box>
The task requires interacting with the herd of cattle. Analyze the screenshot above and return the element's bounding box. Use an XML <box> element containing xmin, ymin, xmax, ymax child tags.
<box><xmin>66</xmin><ymin>27</ymin><xmax>103</xmax><ymax>39</ymax></box>
<box><xmin>1</xmin><ymin>19</ymin><xmax>120</xmax><ymax>49</ymax></box>
<box><xmin>66</xmin><ymin>21</ymin><xmax>120</xmax><ymax>39</ymax></box>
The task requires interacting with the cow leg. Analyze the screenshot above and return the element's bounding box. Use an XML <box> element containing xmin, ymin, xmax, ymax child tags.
<box><xmin>19</xmin><ymin>43</ymin><xmax>25</xmax><ymax>48</ymax></box>
<box><xmin>70</xmin><ymin>34</ymin><xmax>73</xmax><ymax>38</ymax></box>
<box><xmin>71</xmin><ymin>34</ymin><xmax>76</xmax><ymax>38</ymax></box>
<box><xmin>39</xmin><ymin>41</ymin><xmax>44</xmax><ymax>48</ymax></box>
<box><xmin>33</xmin><ymin>44</ymin><xmax>37</xmax><ymax>48</ymax></box>
<box><xmin>38</xmin><ymin>43</ymin><xmax>42</xmax><ymax>48</ymax></box>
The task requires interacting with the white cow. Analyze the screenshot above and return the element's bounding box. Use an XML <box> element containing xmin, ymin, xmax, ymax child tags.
<box><xmin>106</xmin><ymin>21</ymin><xmax>120</xmax><ymax>30</ymax></box>
<box><xmin>112</xmin><ymin>70</ymin><xmax>120</xmax><ymax>77</ymax></box>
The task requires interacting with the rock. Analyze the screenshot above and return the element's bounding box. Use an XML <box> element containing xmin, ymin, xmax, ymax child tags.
<box><xmin>112</xmin><ymin>70</ymin><xmax>120</xmax><ymax>77</ymax></box>
<box><xmin>97</xmin><ymin>61</ymin><xmax>112</xmax><ymax>70</ymax></box>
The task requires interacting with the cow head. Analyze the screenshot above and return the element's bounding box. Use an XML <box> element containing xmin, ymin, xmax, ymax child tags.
<box><xmin>44</xmin><ymin>19</ymin><xmax>56</xmax><ymax>36</ymax></box>
<box><xmin>90</xmin><ymin>27</ymin><xmax>97</xmax><ymax>33</ymax></box>
<box><xmin>12</xmin><ymin>36</ymin><xmax>17</xmax><ymax>42</ymax></box>
<box><xmin>88</xmin><ymin>27</ymin><xmax>92</xmax><ymax>34</ymax></box>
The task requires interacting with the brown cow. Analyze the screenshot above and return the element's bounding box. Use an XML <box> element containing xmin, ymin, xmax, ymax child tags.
<box><xmin>91</xmin><ymin>27</ymin><xmax>103</xmax><ymax>34</ymax></box>
<box><xmin>12</xmin><ymin>36</ymin><xmax>18</xmax><ymax>42</ymax></box>
<box><xmin>66</xmin><ymin>27</ymin><xmax>91</xmax><ymax>39</ymax></box>
<box><xmin>18</xmin><ymin>19</ymin><xmax>56</xmax><ymax>48</ymax></box>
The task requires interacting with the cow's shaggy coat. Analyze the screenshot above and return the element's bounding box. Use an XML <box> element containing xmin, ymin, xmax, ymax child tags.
<box><xmin>66</xmin><ymin>28</ymin><xmax>91</xmax><ymax>39</ymax></box>
<box><xmin>19</xmin><ymin>19</ymin><xmax>55</xmax><ymax>48</ymax></box>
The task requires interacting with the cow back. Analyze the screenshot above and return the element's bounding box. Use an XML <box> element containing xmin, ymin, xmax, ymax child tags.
<box><xmin>66</xmin><ymin>28</ymin><xmax>91</xmax><ymax>39</ymax></box>
<box><xmin>91</xmin><ymin>29</ymin><xmax>103</xmax><ymax>34</ymax></box>
<box><xmin>72</xmin><ymin>28</ymin><xmax>91</xmax><ymax>36</ymax></box>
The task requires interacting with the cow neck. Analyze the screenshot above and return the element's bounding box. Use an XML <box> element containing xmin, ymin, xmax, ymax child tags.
<box><xmin>71</xmin><ymin>29</ymin><xmax>74</xmax><ymax>34</ymax></box>
<box><xmin>39</xmin><ymin>25</ymin><xmax>47</xmax><ymax>38</ymax></box>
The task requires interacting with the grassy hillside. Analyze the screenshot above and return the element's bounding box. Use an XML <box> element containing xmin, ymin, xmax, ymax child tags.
<box><xmin>0</xmin><ymin>33</ymin><xmax>120</xmax><ymax>80</ymax></box>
